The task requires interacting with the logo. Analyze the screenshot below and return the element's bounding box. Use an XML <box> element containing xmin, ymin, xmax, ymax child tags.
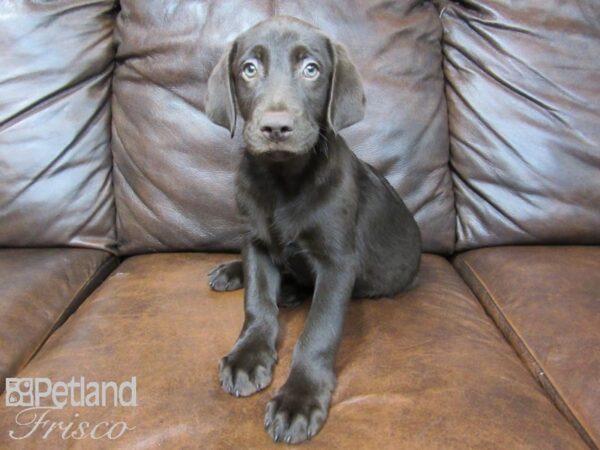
<box><xmin>5</xmin><ymin>378</ymin><xmax>35</xmax><ymax>407</ymax></box>
<box><xmin>5</xmin><ymin>377</ymin><xmax>137</xmax><ymax>441</ymax></box>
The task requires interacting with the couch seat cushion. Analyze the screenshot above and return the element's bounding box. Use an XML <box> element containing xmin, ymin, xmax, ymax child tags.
<box><xmin>454</xmin><ymin>246</ymin><xmax>600</xmax><ymax>448</ymax></box>
<box><xmin>0</xmin><ymin>249</ymin><xmax>117</xmax><ymax>392</ymax></box>
<box><xmin>0</xmin><ymin>253</ymin><xmax>584</xmax><ymax>449</ymax></box>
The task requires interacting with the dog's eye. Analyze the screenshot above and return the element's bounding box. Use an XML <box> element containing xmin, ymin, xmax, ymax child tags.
<box><xmin>242</xmin><ymin>62</ymin><xmax>258</xmax><ymax>80</ymax></box>
<box><xmin>302</xmin><ymin>62</ymin><xmax>320</xmax><ymax>80</ymax></box>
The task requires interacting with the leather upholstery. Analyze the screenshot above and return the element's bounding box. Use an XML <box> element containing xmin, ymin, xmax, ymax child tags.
<box><xmin>0</xmin><ymin>249</ymin><xmax>117</xmax><ymax>393</ymax></box>
<box><xmin>112</xmin><ymin>0</ymin><xmax>455</xmax><ymax>255</ymax></box>
<box><xmin>0</xmin><ymin>0</ymin><xmax>117</xmax><ymax>252</ymax></box>
<box><xmin>0</xmin><ymin>253</ymin><xmax>585</xmax><ymax>449</ymax></box>
<box><xmin>454</xmin><ymin>246</ymin><xmax>600</xmax><ymax>448</ymax></box>
<box><xmin>439</xmin><ymin>0</ymin><xmax>600</xmax><ymax>250</ymax></box>
<box><xmin>0</xmin><ymin>0</ymin><xmax>597</xmax><ymax>447</ymax></box>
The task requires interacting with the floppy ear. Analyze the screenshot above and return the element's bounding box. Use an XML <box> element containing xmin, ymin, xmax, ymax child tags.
<box><xmin>205</xmin><ymin>43</ymin><xmax>237</xmax><ymax>137</ymax></box>
<box><xmin>327</xmin><ymin>42</ymin><xmax>366</xmax><ymax>134</ymax></box>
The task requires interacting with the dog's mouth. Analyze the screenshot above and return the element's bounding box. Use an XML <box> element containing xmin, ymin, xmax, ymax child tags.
<box><xmin>258</xmin><ymin>150</ymin><xmax>298</xmax><ymax>162</ymax></box>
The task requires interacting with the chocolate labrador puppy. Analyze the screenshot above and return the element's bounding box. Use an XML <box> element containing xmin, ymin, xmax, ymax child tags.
<box><xmin>205</xmin><ymin>16</ymin><xmax>421</xmax><ymax>444</ymax></box>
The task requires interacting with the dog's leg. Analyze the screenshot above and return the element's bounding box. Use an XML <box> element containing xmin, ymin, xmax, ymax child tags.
<box><xmin>208</xmin><ymin>260</ymin><xmax>243</xmax><ymax>291</ymax></box>
<box><xmin>265</xmin><ymin>264</ymin><xmax>355</xmax><ymax>444</ymax></box>
<box><xmin>219</xmin><ymin>243</ymin><xmax>280</xmax><ymax>397</ymax></box>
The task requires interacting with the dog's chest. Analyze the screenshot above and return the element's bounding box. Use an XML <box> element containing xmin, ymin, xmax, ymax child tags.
<box><xmin>250</xmin><ymin>196</ymin><xmax>315</xmax><ymax>262</ymax></box>
<box><xmin>266</xmin><ymin>201</ymin><xmax>308</xmax><ymax>246</ymax></box>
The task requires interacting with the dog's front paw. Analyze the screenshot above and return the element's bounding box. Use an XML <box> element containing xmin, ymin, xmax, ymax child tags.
<box><xmin>208</xmin><ymin>260</ymin><xmax>243</xmax><ymax>291</ymax></box>
<box><xmin>219</xmin><ymin>341</ymin><xmax>276</xmax><ymax>397</ymax></box>
<box><xmin>264</xmin><ymin>380</ymin><xmax>331</xmax><ymax>444</ymax></box>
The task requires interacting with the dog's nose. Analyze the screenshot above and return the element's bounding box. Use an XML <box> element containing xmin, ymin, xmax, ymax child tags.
<box><xmin>259</xmin><ymin>111</ymin><xmax>294</xmax><ymax>142</ymax></box>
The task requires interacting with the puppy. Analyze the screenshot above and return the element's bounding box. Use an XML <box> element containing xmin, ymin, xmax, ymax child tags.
<box><xmin>205</xmin><ymin>16</ymin><xmax>421</xmax><ymax>444</ymax></box>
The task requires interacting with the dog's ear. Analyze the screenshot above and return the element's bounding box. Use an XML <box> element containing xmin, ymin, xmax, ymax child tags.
<box><xmin>206</xmin><ymin>43</ymin><xmax>237</xmax><ymax>137</ymax></box>
<box><xmin>327</xmin><ymin>42</ymin><xmax>366</xmax><ymax>134</ymax></box>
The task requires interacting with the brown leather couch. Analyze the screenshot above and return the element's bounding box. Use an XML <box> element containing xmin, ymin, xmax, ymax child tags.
<box><xmin>0</xmin><ymin>1</ymin><xmax>598</xmax><ymax>448</ymax></box>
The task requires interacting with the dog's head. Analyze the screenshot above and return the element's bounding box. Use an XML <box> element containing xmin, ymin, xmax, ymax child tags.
<box><xmin>205</xmin><ymin>16</ymin><xmax>365</xmax><ymax>160</ymax></box>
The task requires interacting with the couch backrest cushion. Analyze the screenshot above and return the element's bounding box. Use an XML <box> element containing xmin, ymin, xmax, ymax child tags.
<box><xmin>440</xmin><ymin>0</ymin><xmax>600</xmax><ymax>250</ymax></box>
<box><xmin>112</xmin><ymin>0</ymin><xmax>455</xmax><ymax>255</ymax></box>
<box><xmin>0</xmin><ymin>0</ymin><xmax>117</xmax><ymax>252</ymax></box>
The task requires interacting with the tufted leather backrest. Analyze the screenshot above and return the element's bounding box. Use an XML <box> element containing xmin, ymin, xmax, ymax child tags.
<box><xmin>111</xmin><ymin>0</ymin><xmax>455</xmax><ymax>255</ymax></box>
<box><xmin>440</xmin><ymin>0</ymin><xmax>600</xmax><ymax>250</ymax></box>
<box><xmin>0</xmin><ymin>0</ymin><xmax>117</xmax><ymax>252</ymax></box>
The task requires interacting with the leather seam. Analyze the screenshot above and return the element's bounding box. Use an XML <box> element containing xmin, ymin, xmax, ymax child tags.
<box><xmin>16</xmin><ymin>254</ymin><xmax>119</xmax><ymax>375</ymax></box>
<box><xmin>457</xmin><ymin>257</ymin><xmax>596</xmax><ymax>450</ymax></box>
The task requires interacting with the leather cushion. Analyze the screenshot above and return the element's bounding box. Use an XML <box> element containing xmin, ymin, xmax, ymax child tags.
<box><xmin>454</xmin><ymin>246</ymin><xmax>600</xmax><ymax>448</ymax></box>
<box><xmin>0</xmin><ymin>0</ymin><xmax>117</xmax><ymax>251</ymax></box>
<box><xmin>0</xmin><ymin>249</ymin><xmax>117</xmax><ymax>393</ymax></box>
<box><xmin>112</xmin><ymin>0</ymin><xmax>455</xmax><ymax>255</ymax></box>
<box><xmin>439</xmin><ymin>0</ymin><xmax>600</xmax><ymax>250</ymax></box>
<box><xmin>0</xmin><ymin>253</ymin><xmax>584</xmax><ymax>448</ymax></box>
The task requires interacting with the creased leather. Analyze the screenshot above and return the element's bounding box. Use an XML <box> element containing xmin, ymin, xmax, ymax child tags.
<box><xmin>112</xmin><ymin>0</ymin><xmax>455</xmax><ymax>255</ymax></box>
<box><xmin>0</xmin><ymin>248</ymin><xmax>117</xmax><ymax>393</ymax></box>
<box><xmin>454</xmin><ymin>246</ymin><xmax>600</xmax><ymax>449</ymax></box>
<box><xmin>440</xmin><ymin>0</ymin><xmax>600</xmax><ymax>250</ymax></box>
<box><xmin>0</xmin><ymin>254</ymin><xmax>585</xmax><ymax>449</ymax></box>
<box><xmin>0</xmin><ymin>0</ymin><xmax>118</xmax><ymax>252</ymax></box>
